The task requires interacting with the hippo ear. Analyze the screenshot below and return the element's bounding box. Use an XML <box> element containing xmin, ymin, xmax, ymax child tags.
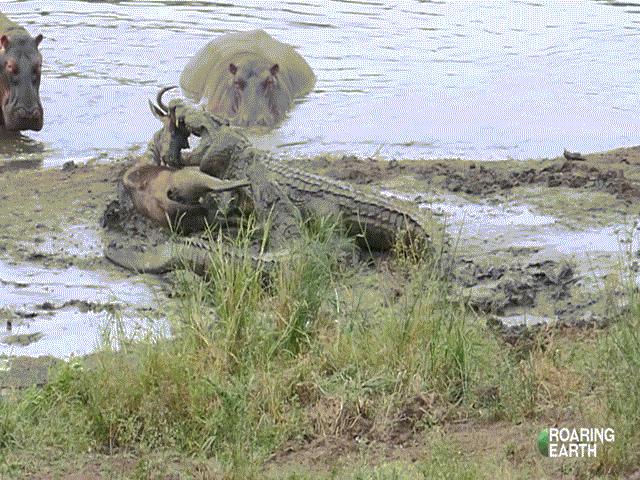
<box><xmin>34</xmin><ymin>34</ymin><xmax>43</xmax><ymax>48</ymax></box>
<box><xmin>0</xmin><ymin>35</ymin><xmax>9</xmax><ymax>51</ymax></box>
<box><xmin>270</xmin><ymin>64</ymin><xmax>279</xmax><ymax>76</ymax></box>
<box><xmin>229</xmin><ymin>63</ymin><xmax>238</xmax><ymax>75</ymax></box>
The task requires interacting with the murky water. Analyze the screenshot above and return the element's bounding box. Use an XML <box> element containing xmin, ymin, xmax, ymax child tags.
<box><xmin>393</xmin><ymin>189</ymin><xmax>640</xmax><ymax>282</ymax></box>
<box><xmin>2</xmin><ymin>0</ymin><xmax>640</xmax><ymax>166</ymax></box>
<box><xmin>0</xmin><ymin>258</ymin><xmax>167</xmax><ymax>358</ymax></box>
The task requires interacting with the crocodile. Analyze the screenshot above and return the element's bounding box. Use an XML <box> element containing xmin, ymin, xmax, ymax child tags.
<box><xmin>102</xmin><ymin>89</ymin><xmax>430</xmax><ymax>274</ymax></box>
<box><xmin>162</xmin><ymin>96</ymin><xmax>430</xmax><ymax>251</ymax></box>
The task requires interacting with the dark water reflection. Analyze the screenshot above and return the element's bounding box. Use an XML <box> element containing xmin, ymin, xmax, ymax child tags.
<box><xmin>2</xmin><ymin>0</ymin><xmax>640</xmax><ymax>165</ymax></box>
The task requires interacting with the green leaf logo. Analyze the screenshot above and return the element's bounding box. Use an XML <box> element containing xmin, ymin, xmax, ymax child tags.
<box><xmin>537</xmin><ymin>429</ymin><xmax>550</xmax><ymax>457</ymax></box>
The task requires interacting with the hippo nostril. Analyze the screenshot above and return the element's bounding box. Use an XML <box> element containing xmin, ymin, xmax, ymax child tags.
<box><xmin>14</xmin><ymin>107</ymin><xmax>41</xmax><ymax>120</ymax></box>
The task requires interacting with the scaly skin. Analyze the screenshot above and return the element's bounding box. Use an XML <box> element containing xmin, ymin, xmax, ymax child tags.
<box><xmin>103</xmin><ymin>95</ymin><xmax>429</xmax><ymax>275</ymax></box>
<box><xmin>245</xmin><ymin>153</ymin><xmax>427</xmax><ymax>250</ymax></box>
<box><xmin>163</xmin><ymin>99</ymin><xmax>430</xmax><ymax>251</ymax></box>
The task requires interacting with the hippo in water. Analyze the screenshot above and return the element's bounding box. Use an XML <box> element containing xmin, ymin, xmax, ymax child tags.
<box><xmin>179</xmin><ymin>29</ymin><xmax>315</xmax><ymax>128</ymax></box>
<box><xmin>0</xmin><ymin>14</ymin><xmax>44</xmax><ymax>132</ymax></box>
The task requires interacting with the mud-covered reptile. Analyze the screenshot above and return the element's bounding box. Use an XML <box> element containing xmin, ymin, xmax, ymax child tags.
<box><xmin>103</xmin><ymin>88</ymin><xmax>430</xmax><ymax>274</ymax></box>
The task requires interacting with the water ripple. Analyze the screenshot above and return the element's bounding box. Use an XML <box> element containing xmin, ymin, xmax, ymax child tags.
<box><xmin>1</xmin><ymin>0</ymin><xmax>639</xmax><ymax>164</ymax></box>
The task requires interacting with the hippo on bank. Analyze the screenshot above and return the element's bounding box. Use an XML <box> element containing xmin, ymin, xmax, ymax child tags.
<box><xmin>0</xmin><ymin>14</ymin><xmax>44</xmax><ymax>132</ymax></box>
<box><xmin>179</xmin><ymin>29</ymin><xmax>315</xmax><ymax>127</ymax></box>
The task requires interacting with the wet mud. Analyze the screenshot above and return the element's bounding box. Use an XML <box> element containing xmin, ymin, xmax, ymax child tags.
<box><xmin>0</xmin><ymin>159</ymin><xmax>168</xmax><ymax>392</ymax></box>
<box><xmin>318</xmin><ymin>147</ymin><xmax>640</xmax><ymax>206</ymax></box>
<box><xmin>2</xmin><ymin>145</ymin><xmax>640</xmax><ymax>391</ymax></box>
<box><xmin>301</xmin><ymin>147</ymin><xmax>640</xmax><ymax>334</ymax></box>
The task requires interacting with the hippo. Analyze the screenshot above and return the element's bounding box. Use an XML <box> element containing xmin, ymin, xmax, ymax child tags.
<box><xmin>179</xmin><ymin>29</ymin><xmax>315</xmax><ymax>128</ymax></box>
<box><xmin>0</xmin><ymin>14</ymin><xmax>44</xmax><ymax>132</ymax></box>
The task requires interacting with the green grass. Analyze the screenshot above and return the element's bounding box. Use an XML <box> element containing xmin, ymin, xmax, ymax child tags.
<box><xmin>594</xmin><ymin>269</ymin><xmax>640</xmax><ymax>474</ymax></box>
<box><xmin>0</xmin><ymin>214</ymin><xmax>639</xmax><ymax>478</ymax></box>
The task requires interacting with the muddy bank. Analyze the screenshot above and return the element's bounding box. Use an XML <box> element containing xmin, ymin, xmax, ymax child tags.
<box><xmin>97</xmin><ymin>144</ymin><xmax>639</xmax><ymax>334</ymax></box>
<box><xmin>1</xmin><ymin>146</ymin><xmax>639</xmax><ymax>390</ymax></box>
<box><xmin>309</xmin><ymin>146</ymin><xmax>640</xmax><ymax>212</ymax></box>
<box><xmin>0</xmin><ymin>158</ymin><xmax>168</xmax><ymax>391</ymax></box>
<box><xmin>300</xmin><ymin>147</ymin><xmax>640</xmax><ymax>330</ymax></box>
<box><xmin>0</xmin><ymin>159</ymin><xmax>122</xmax><ymax>268</ymax></box>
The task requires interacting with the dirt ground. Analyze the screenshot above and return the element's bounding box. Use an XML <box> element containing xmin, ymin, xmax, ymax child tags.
<box><xmin>0</xmin><ymin>415</ymin><xmax>610</xmax><ymax>479</ymax></box>
<box><xmin>301</xmin><ymin>147</ymin><xmax>640</xmax><ymax>330</ymax></box>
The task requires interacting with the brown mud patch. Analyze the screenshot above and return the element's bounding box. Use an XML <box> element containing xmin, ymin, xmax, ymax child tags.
<box><xmin>311</xmin><ymin>147</ymin><xmax>640</xmax><ymax>203</ymax></box>
<box><xmin>299</xmin><ymin>147</ymin><xmax>640</xmax><ymax>331</ymax></box>
<box><xmin>305</xmin><ymin>148</ymin><xmax>640</xmax><ymax>226</ymax></box>
<box><xmin>0</xmin><ymin>159</ymin><xmax>123</xmax><ymax>269</ymax></box>
<box><xmin>265</xmin><ymin>418</ymin><xmax>589</xmax><ymax>479</ymax></box>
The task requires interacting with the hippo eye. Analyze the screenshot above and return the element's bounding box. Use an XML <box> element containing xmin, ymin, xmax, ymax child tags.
<box><xmin>262</xmin><ymin>77</ymin><xmax>274</xmax><ymax>89</ymax></box>
<box><xmin>233</xmin><ymin>79</ymin><xmax>246</xmax><ymax>90</ymax></box>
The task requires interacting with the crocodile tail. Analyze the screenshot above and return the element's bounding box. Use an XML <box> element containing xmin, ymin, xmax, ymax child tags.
<box><xmin>104</xmin><ymin>242</ymin><xmax>176</xmax><ymax>274</ymax></box>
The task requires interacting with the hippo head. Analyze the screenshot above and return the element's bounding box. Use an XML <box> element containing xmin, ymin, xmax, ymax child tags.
<box><xmin>0</xmin><ymin>33</ymin><xmax>44</xmax><ymax>132</ymax></box>
<box><xmin>226</xmin><ymin>59</ymin><xmax>291</xmax><ymax>127</ymax></box>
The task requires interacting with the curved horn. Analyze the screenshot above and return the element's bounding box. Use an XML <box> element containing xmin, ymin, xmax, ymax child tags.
<box><xmin>156</xmin><ymin>85</ymin><xmax>178</xmax><ymax>113</ymax></box>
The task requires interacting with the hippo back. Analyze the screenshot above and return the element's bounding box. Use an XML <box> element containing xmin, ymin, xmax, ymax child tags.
<box><xmin>0</xmin><ymin>13</ymin><xmax>28</xmax><ymax>38</ymax></box>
